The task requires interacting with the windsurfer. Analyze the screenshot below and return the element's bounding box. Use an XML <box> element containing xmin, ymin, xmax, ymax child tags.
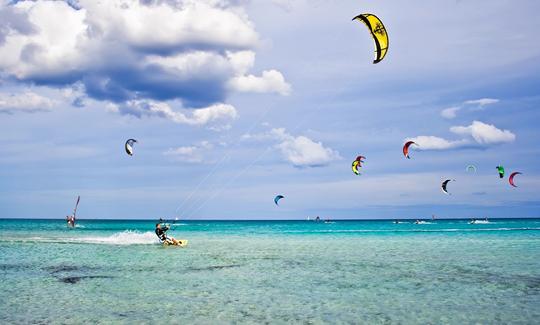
<box><xmin>66</xmin><ymin>215</ymin><xmax>75</xmax><ymax>228</ymax></box>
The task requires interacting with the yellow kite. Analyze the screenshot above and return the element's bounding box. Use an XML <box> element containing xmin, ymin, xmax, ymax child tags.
<box><xmin>352</xmin><ymin>14</ymin><xmax>388</xmax><ymax>64</ymax></box>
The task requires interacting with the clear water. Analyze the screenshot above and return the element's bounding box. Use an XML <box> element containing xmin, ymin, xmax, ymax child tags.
<box><xmin>1</xmin><ymin>218</ymin><xmax>539</xmax><ymax>324</ymax></box>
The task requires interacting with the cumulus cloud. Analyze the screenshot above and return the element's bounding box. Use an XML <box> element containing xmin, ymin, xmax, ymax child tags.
<box><xmin>440</xmin><ymin>106</ymin><xmax>460</xmax><ymax>119</ymax></box>
<box><xmin>450</xmin><ymin>120</ymin><xmax>515</xmax><ymax>144</ymax></box>
<box><xmin>0</xmin><ymin>91</ymin><xmax>55</xmax><ymax>114</ymax></box>
<box><xmin>407</xmin><ymin>120</ymin><xmax>515</xmax><ymax>151</ymax></box>
<box><xmin>405</xmin><ymin>136</ymin><xmax>469</xmax><ymax>150</ymax></box>
<box><xmin>119</xmin><ymin>100</ymin><xmax>237</xmax><ymax>127</ymax></box>
<box><xmin>226</xmin><ymin>50</ymin><xmax>291</xmax><ymax>95</ymax></box>
<box><xmin>0</xmin><ymin>5</ymin><xmax>36</xmax><ymax>45</ymax></box>
<box><xmin>228</xmin><ymin>69</ymin><xmax>291</xmax><ymax>95</ymax></box>
<box><xmin>163</xmin><ymin>141</ymin><xmax>213</xmax><ymax>163</ymax></box>
<box><xmin>0</xmin><ymin>0</ymin><xmax>289</xmax><ymax>111</ymax></box>
<box><xmin>270</xmin><ymin>128</ymin><xmax>341</xmax><ymax>167</ymax></box>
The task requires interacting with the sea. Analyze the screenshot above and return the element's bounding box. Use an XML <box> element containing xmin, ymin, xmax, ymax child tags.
<box><xmin>1</xmin><ymin>218</ymin><xmax>539</xmax><ymax>324</ymax></box>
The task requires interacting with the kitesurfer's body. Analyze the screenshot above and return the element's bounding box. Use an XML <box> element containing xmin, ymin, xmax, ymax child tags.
<box><xmin>155</xmin><ymin>223</ymin><xmax>181</xmax><ymax>245</ymax></box>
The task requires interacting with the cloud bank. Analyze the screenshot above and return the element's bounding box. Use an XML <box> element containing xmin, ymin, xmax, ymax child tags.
<box><xmin>0</xmin><ymin>0</ymin><xmax>290</xmax><ymax>116</ymax></box>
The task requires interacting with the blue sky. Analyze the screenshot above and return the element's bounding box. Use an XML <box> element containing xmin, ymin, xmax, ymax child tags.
<box><xmin>0</xmin><ymin>0</ymin><xmax>539</xmax><ymax>219</ymax></box>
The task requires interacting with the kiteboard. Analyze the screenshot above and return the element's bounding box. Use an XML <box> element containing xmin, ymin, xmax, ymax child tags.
<box><xmin>163</xmin><ymin>239</ymin><xmax>188</xmax><ymax>247</ymax></box>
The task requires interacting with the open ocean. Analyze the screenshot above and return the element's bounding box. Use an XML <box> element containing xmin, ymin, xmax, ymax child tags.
<box><xmin>1</xmin><ymin>218</ymin><xmax>539</xmax><ymax>324</ymax></box>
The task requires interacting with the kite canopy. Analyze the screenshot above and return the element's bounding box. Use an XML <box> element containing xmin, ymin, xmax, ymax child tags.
<box><xmin>441</xmin><ymin>179</ymin><xmax>455</xmax><ymax>195</ymax></box>
<box><xmin>466</xmin><ymin>165</ymin><xmax>477</xmax><ymax>173</ymax></box>
<box><xmin>125</xmin><ymin>139</ymin><xmax>137</xmax><ymax>156</ymax></box>
<box><xmin>352</xmin><ymin>160</ymin><xmax>360</xmax><ymax>175</ymax></box>
<box><xmin>496</xmin><ymin>165</ymin><xmax>505</xmax><ymax>179</ymax></box>
<box><xmin>355</xmin><ymin>155</ymin><xmax>366</xmax><ymax>163</ymax></box>
<box><xmin>352</xmin><ymin>14</ymin><xmax>389</xmax><ymax>64</ymax></box>
<box><xmin>509</xmin><ymin>172</ymin><xmax>522</xmax><ymax>187</ymax></box>
<box><xmin>274</xmin><ymin>195</ymin><xmax>284</xmax><ymax>206</ymax></box>
<box><xmin>352</xmin><ymin>155</ymin><xmax>366</xmax><ymax>175</ymax></box>
<box><xmin>403</xmin><ymin>141</ymin><xmax>417</xmax><ymax>159</ymax></box>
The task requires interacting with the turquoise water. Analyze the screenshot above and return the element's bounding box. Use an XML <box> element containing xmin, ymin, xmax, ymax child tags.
<box><xmin>1</xmin><ymin>218</ymin><xmax>539</xmax><ymax>324</ymax></box>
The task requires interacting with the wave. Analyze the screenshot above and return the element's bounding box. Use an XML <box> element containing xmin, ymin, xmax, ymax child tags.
<box><xmin>69</xmin><ymin>231</ymin><xmax>160</xmax><ymax>245</ymax></box>
<box><xmin>4</xmin><ymin>231</ymin><xmax>161</xmax><ymax>245</ymax></box>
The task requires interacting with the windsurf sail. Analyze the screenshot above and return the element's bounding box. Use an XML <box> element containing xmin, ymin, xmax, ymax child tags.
<box><xmin>73</xmin><ymin>196</ymin><xmax>80</xmax><ymax>218</ymax></box>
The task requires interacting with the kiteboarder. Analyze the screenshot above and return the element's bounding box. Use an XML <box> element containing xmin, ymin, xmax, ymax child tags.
<box><xmin>155</xmin><ymin>222</ymin><xmax>182</xmax><ymax>245</ymax></box>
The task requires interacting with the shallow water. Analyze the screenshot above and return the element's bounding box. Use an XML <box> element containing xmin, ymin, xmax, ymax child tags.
<box><xmin>1</xmin><ymin>219</ymin><xmax>539</xmax><ymax>324</ymax></box>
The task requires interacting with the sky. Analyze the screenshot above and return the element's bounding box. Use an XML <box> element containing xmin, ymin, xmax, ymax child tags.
<box><xmin>0</xmin><ymin>0</ymin><xmax>539</xmax><ymax>220</ymax></box>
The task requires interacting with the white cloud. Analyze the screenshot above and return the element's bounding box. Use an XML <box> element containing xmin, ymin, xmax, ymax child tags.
<box><xmin>163</xmin><ymin>141</ymin><xmax>213</xmax><ymax>163</ymax></box>
<box><xmin>440</xmin><ymin>106</ymin><xmax>460</xmax><ymax>119</ymax></box>
<box><xmin>0</xmin><ymin>0</ymin><xmax>290</xmax><ymax>108</ymax></box>
<box><xmin>464</xmin><ymin>98</ymin><xmax>499</xmax><ymax>107</ymax></box>
<box><xmin>228</xmin><ymin>69</ymin><xmax>291</xmax><ymax>95</ymax></box>
<box><xmin>450</xmin><ymin>120</ymin><xmax>515</xmax><ymax>144</ymax></box>
<box><xmin>271</xmin><ymin>128</ymin><xmax>340</xmax><ymax>167</ymax></box>
<box><xmin>226</xmin><ymin>51</ymin><xmax>291</xmax><ymax>95</ymax></box>
<box><xmin>0</xmin><ymin>91</ymin><xmax>55</xmax><ymax>114</ymax></box>
<box><xmin>407</xmin><ymin>121</ymin><xmax>515</xmax><ymax>151</ymax></box>
<box><xmin>120</xmin><ymin>100</ymin><xmax>237</xmax><ymax>127</ymax></box>
<box><xmin>440</xmin><ymin>98</ymin><xmax>499</xmax><ymax>119</ymax></box>
<box><xmin>406</xmin><ymin>136</ymin><xmax>469</xmax><ymax>150</ymax></box>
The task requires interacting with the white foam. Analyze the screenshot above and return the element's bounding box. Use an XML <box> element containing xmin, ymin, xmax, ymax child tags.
<box><xmin>3</xmin><ymin>231</ymin><xmax>161</xmax><ymax>245</ymax></box>
<box><xmin>68</xmin><ymin>231</ymin><xmax>160</xmax><ymax>245</ymax></box>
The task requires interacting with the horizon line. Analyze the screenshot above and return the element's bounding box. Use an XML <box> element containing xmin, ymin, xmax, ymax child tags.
<box><xmin>1</xmin><ymin>216</ymin><xmax>538</xmax><ymax>221</ymax></box>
